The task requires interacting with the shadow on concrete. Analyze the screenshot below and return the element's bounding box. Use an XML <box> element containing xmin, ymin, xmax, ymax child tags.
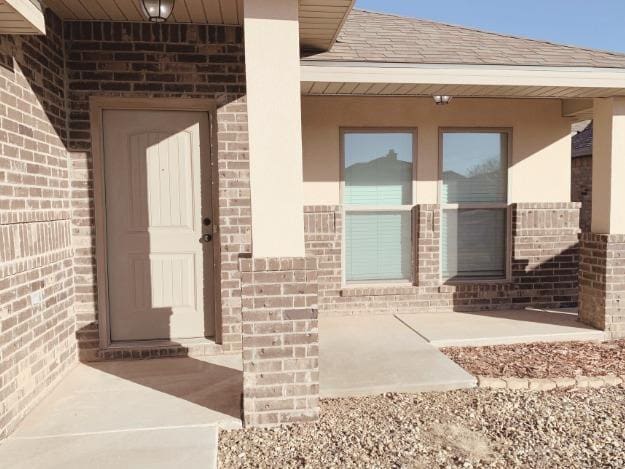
<box><xmin>85</xmin><ymin>355</ymin><xmax>243</xmax><ymax>421</ymax></box>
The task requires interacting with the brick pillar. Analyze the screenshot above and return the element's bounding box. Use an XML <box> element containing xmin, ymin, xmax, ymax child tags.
<box><xmin>579</xmin><ymin>233</ymin><xmax>625</xmax><ymax>338</ymax></box>
<box><xmin>415</xmin><ymin>204</ymin><xmax>440</xmax><ymax>287</ymax></box>
<box><xmin>239</xmin><ymin>257</ymin><xmax>320</xmax><ymax>427</ymax></box>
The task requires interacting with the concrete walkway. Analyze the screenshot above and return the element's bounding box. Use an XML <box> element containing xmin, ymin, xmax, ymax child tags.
<box><xmin>0</xmin><ymin>354</ymin><xmax>242</xmax><ymax>469</ymax></box>
<box><xmin>397</xmin><ymin>308</ymin><xmax>605</xmax><ymax>347</ymax></box>
<box><xmin>319</xmin><ymin>308</ymin><xmax>604</xmax><ymax>398</ymax></box>
<box><xmin>320</xmin><ymin>315</ymin><xmax>476</xmax><ymax>398</ymax></box>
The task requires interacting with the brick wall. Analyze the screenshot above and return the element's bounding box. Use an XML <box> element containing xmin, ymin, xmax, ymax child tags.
<box><xmin>579</xmin><ymin>233</ymin><xmax>625</xmax><ymax>338</ymax></box>
<box><xmin>0</xmin><ymin>11</ymin><xmax>77</xmax><ymax>439</ymax></box>
<box><xmin>304</xmin><ymin>203</ymin><xmax>581</xmax><ymax>315</ymax></box>
<box><xmin>62</xmin><ymin>20</ymin><xmax>250</xmax><ymax>359</ymax></box>
<box><xmin>239</xmin><ymin>257</ymin><xmax>319</xmax><ymax>427</ymax></box>
<box><xmin>572</xmin><ymin>155</ymin><xmax>592</xmax><ymax>232</ymax></box>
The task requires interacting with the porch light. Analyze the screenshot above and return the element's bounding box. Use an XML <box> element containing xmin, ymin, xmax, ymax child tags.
<box><xmin>433</xmin><ymin>95</ymin><xmax>453</xmax><ymax>105</ymax></box>
<box><xmin>140</xmin><ymin>0</ymin><xmax>175</xmax><ymax>23</ymax></box>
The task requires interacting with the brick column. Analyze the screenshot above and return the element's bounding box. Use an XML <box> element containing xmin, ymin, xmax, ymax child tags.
<box><xmin>239</xmin><ymin>257</ymin><xmax>319</xmax><ymax>427</ymax></box>
<box><xmin>415</xmin><ymin>204</ymin><xmax>440</xmax><ymax>287</ymax></box>
<box><xmin>579</xmin><ymin>233</ymin><xmax>625</xmax><ymax>338</ymax></box>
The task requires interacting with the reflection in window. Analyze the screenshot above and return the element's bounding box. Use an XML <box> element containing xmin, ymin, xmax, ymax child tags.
<box><xmin>344</xmin><ymin>132</ymin><xmax>413</xmax><ymax>205</ymax></box>
<box><xmin>441</xmin><ymin>131</ymin><xmax>509</xmax><ymax>281</ymax></box>
<box><xmin>343</xmin><ymin>131</ymin><xmax>414</xmax><ymax>283</ymax></box>
<box><xmin>442</xmin><ymin>132</ymin><xmax>507</xmax><ymax>204</ymax></box>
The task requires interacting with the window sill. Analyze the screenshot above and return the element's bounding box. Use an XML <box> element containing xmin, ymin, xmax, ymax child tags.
<box><xmin>439</xmin><ymin>279</ymin><xmax>512</xmax><ymax>292</ymax></box>
<box><xmin>340</xmin><ymin>283</ymin><xmax>418</xmax><ymax>297</ymax></box>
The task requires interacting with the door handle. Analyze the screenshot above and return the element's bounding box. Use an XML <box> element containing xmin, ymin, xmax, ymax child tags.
<box><xmin>201</xmin><ymin>233</ymin><xmax>212</xmax><ymax>243</ymax></box>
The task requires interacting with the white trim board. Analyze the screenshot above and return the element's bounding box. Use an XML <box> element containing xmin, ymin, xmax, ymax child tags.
<box><xmin>301</xmin><ymin>61</ymin><xmax>625</xmax><ymax>90</ymax></box>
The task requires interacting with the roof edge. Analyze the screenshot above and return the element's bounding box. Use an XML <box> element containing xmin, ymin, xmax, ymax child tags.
<box><xmin>351</xmin><ymin>8</ymin><xmax>625</xmax><ymax>61</ymax></box>
<box><xmin>301</xmin><ymin>60</ymin><xmax>625</xmax><ymax>74</ymax></box>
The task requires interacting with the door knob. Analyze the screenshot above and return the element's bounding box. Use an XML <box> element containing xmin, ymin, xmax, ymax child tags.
<box><xmin>201</xmin><ymin>233</ymin><xmax>212</xmax><ymax>243</ymax></box>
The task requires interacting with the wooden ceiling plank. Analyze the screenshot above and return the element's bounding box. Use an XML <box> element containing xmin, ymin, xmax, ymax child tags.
<box><xmin>111</xmin><ymin>0</ymin><xmax>143</xmax><ymax>21</ymax></box>
<box><xmin>219</xmin><ymin>0</ymin><xmax>237</xmax><ymax>24</ymax></box>
<box><xmin>184</xmin><ymin>0</ymin><xmax>208</xmax><ymax>23</ymax></box>
<box><xmin>65</xmin><ymin>0</ymin><xmax>95</xmax><ymax>19</ymax></box>
<box><xmin>45</xmin><ymin>0</ymin><xmax>78</xmax><ymax>19</ymax></box>
<box><xmin>200</xmin><ymin>0</ymin><xmax>222</xmax><ymax>24</ymax></box>
<box><xmin>172</xmin><ymin>0</ymin><xmax>192</xmax><ymax>22</ymax></box>
<box><xmin>89</xmin><ymin>0</ymin><xmax>112</xmax><ymax>20</ymax></box>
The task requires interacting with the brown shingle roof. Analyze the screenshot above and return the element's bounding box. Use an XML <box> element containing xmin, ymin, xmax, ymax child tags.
<box><xmin>303</xmin><ymin>9</ymin><xmax>625</xmax><ymax>69</ymax></box>
<box><xmin>572</xmin><ymin>122</ymin><xmax>593</xmax><ymax>158</ymax></box>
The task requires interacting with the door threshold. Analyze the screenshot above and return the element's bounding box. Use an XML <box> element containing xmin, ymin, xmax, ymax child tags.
<box><xmin>96</xmin><ymin>337</ymin><xmax>225</xmax><ymax>362</ymax></box>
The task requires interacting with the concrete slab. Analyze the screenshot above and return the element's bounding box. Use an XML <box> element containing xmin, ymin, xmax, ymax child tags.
<box><xmin>0</xmin><ymin>425</ymin><xmax>218</xmax><ymax>469</ymax></box>
<box><xmin>0</xmin><ymin>354</ymin><xmax>242</xmax><ymax>469</ymax></box>
<box><xmin>10</xmin><ymin>354</ymin><xmax>242</xmax><ymax>439</ymax></box>
<box><xmin>320</xmin><ymin>315</ymin><xmax>476</xmax><ymax>398</ymax></box>
<box><xmin>397</xmin><ymin>308</ymin><xmax>606</xmax><ymax>347</ymax></box>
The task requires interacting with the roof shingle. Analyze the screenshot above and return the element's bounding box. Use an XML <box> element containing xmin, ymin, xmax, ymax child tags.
<box><xmin>303</xmin><ymin>9</ymin><xmax>625</xmax><ymax>69</ymax></box>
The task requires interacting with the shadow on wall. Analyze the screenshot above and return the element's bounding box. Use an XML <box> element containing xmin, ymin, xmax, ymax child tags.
<box><xmin>449</xmin><ymin>244</ymin><xmax>580</xmax><ymax>313</ymax></box>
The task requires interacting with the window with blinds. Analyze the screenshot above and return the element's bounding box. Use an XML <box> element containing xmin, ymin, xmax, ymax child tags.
<box><xmin>343</xmin><ymin>131</ymin><xmax>414</xmax><ymax>283</ymax></box>
<box><xmin>441</xmin><ymin>130</ymin><xmax>509</xmax><ymax>281</ymax></box>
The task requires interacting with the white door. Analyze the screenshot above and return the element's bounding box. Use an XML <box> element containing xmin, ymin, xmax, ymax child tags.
<box><xmin>103</xmin><ymin>110</ymin><xmax>214</xmax><ymax>342</ymax></box>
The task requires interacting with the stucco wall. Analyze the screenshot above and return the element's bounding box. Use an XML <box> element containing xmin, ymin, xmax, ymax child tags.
<box><xmin>301</xmin><ymin>96</ymin><xmax>573</xmax><ymax>205</ymax></box>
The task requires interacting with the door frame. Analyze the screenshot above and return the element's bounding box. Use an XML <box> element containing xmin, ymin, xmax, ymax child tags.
<box><xmin>90</xmin><ymin>97</ymin><xmax>221</xmax><ymax>349</ymax></box>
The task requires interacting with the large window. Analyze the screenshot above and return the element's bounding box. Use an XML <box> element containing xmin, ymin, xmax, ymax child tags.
<box><xmin>441</xmin><ymin>130</ymin><xmax>509</xmax><ymax>281</ymax></box>
<box><xmin>342</xmin><ymin>130</ymin><xmax>415</xmax><ymax>283</ymax></box>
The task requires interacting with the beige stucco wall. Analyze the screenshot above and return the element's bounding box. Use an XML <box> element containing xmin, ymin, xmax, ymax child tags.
<box><xmin>302</xmin><ymin>96</ymin><xmax>572</xmax><ymax>205</ymax></box>
<box><xmin>592</xmin><ymin>97</ymin><xmax>625</xmax><ymax>234</ymax></box>
<box><xmin>244</xmin><ymin>0</ymin><xmax>305</xmax><ymax>257</ymax></box>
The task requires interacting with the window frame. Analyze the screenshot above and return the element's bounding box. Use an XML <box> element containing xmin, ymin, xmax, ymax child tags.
<box><xmin>339</xmin><ymin>127</ymin><xmax>418</xmax><ymax>287</ymax></box>
<box><xmin>438</xmin><ymin>127</ymin><xmax>513</xmax><ymax>284</ymax></box>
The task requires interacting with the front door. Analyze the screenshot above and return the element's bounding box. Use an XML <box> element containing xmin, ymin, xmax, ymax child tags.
<box><xmin>102</xmin><ymin>110</ymin><xmax>213</xmax><ymax>342</ymax></box>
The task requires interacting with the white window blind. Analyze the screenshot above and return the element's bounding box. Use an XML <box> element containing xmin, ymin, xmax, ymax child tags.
<box><xmin>441</xmin><ymin>131</ymin><xmax>509</xmax><ymax>281</ymax></box>
<box><xmin>345</xmin><ymin>211</ymin><xmax>412</xmax><ymax>282</ymax></box>
<box><xmin>343</xmin><ymin>131</ymin><xmax>414</xmax><ymax>283</ymax></box>
<box><xmin>442</xmin><ymin>209</ymin><xmax>506</xmax><ymax>279</ymax></box>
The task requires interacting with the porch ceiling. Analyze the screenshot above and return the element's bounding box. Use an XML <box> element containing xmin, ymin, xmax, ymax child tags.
<box><xmin>43</xmin><ymin>0</ymin><xmax>354</xmax><ymax>50</ymax></box>
<box><xmin>44</xmin><ymin>0</ymin><xmax>244</xmax><ymax>24</ymax></box>
<box><xmin>301</xmin><ymin>62</ymin><xmax>625</xmax><ymax>99</ymax></box>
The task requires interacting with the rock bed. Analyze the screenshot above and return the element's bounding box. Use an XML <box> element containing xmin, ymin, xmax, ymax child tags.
<box><xmin>441</xmin><ymin>340</ymin><xmax>625</xmax><ymax>379</ymax></box>
<box><xmin>219</xmin><ymin>387</ymin><xmax>625</xmax><ymax>468</ymax></box>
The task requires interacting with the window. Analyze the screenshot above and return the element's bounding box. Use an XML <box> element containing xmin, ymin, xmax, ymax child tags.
<box><xmin>440</xmin><ymin>130</ymin><xmax>509</xmax><ymax>281</ymax></box>
<box><xmin>342</xmin><ymin>130</ymin><xmax>415</xmax><ymax>283</ymax></box>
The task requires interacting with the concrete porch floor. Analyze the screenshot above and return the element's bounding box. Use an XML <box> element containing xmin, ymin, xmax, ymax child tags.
<box><xmin>397</xmin><ymin>308</ymin><xmax>605</xmax><ymax>347</ymax></box>
<box><xmin>0</xmin><ymin>354</ymin><xmax>242</xmax><ymax>469</ymax></box>
<box><xmin>320</xmin><ymin>315</ymin><xmax>477</xmax><ymax>398</ymax></box>
<box><xmin>319</xmin><ymin>308</ymin><xmax>604</xmax><ymax>398</ymax></box>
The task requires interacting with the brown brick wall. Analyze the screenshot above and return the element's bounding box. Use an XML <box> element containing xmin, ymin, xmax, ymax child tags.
<box><xmin>0</xmin><ymin>11</ymin><xmax>77</xmax><ymax>439</ymax></box>
<box><xmin>572</xmin><ymin>156</ymin><xmax>592</xmax><ymax>232</ymax></box>
<box><xmin>304</xmin><ymin>203</ymin><xmax>581</xmax><ymax>315</ymax></box>
<box><xmin>240</xmin><ymin>257</ymin><xmax>319</xmax><ymax>427</ymax></box>
<box><xmin>62</xmin><ymin>20</ymin><xmax>250</xmax><ymax>359</ymax></box>
<box><xmin>579</xmin><ymin>233</ymin><xmax>625</xmax><ymax>338</ymax></box>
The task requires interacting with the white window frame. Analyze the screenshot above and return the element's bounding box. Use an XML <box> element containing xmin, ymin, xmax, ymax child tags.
<box><xmin>340</xmin><ymin>127</ymin><xmax>418</xmax><ymax>286</ymax></box>
<box><xmin>438</xmin><ymin>127</ymin><xmax>513</xmax><ymax>284</ymax></box>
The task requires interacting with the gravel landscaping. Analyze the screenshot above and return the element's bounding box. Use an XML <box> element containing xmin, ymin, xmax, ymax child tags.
<box><xmin>441</xmin><ymin>340</ymin><xmax>625</xmax><ymax>378</ymax></box>
<box><xmin>219</xmin><ymin>387</ymin><xmax>625</xmax><ymax>468</ymax></box>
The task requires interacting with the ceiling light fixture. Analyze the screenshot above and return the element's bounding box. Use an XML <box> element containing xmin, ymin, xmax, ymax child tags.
<box><xmin>140</xmin><ymin>0</ymin><xmax>175</xmax><ymax>23</ymax></box>
<box><xmin>433</xmin><ymin>95</ymin><xmax>453</xmax><ymax>105</ymax></box>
